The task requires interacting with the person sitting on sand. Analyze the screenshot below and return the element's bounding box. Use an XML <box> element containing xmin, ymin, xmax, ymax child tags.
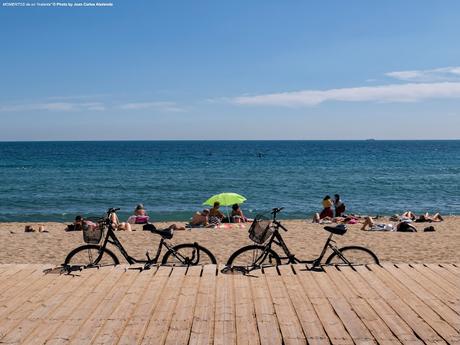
<box><xmin>231</xmin><ymin>204</ymin><xmax>250</xmax><ymax>223</ymax></box>
<box><xmin>66</xmin><ymin>215</ymin><xmax>84</xmax><ymax>231</ymax></box>
<box><xmin>361</xmin><ymin>217</ymin><xmax>416</xmax><ymax>232</ymax></box>
<box><xmin>312</xmin><ymin>195</ymin><xmax>334</xmax><ymax>223</ymax></box>
<box><xmin>415</xmin><ymin>212</ymin><xmax>443</xmax><ymax>223</ymax></box>
<box><xmin>321</xmin><ymin>195</ymin><xmax>334</xmax><ymax>218</ymax></box>
<box><xmin>209</xmin><ymin>201</ymin><xmax>225</xmax><ymax>225</ymax></box>
<box><xmin>334</xmin><ymin>194</ymin><xmax>346</xmax><ymax>217</ymax></box>
<box><xmin>127</xmin><ymin>204</ymin><xmax>150</xmax><ymax>224</ymax></box>
<box><xmin>190</xmin><ymin>209</ymin><xmax>210</xmax><ymax>227</ymax></box>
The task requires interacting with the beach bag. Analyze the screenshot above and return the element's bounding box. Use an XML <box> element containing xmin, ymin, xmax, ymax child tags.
<box><xmin>248</xmin><ymin>215</ymin><xmax>273</xmax><ymax>244</ymax></box>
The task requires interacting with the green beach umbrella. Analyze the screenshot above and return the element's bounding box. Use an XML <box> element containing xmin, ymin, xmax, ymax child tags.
<box><xmin>203</xmin><ymin>192</ymin><xmax>247</xmax><ymax>207</ymax></box>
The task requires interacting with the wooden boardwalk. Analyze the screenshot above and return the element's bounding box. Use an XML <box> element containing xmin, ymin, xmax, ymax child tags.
<box><xmin>0</xmin><ymin>263</ymin><xmax>459</xmax><ymax>345</ymax></box>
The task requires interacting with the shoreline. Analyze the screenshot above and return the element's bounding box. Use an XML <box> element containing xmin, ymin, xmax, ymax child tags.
<box><xmin>0</xmin><ymin>217</ymin><xmax>458</xmax><ymax>265</ymax></box>
<box><xmin>1</xmin><ymin>213</ymin><xmax>458</xmax><ymax>224</ymax></box>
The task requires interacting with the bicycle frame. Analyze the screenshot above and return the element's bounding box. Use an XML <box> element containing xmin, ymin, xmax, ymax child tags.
<box><xmin>260</xmin><ymin>220</ymin><xmax>345</xmax><ymax>268</ymax></box>
<box><xmin>95</xmin><ymin>221</ymin><xmax>174</xmax><ymax>265</ymax></box>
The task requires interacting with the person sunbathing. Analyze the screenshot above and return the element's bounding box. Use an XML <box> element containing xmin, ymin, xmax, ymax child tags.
<box><xmin>190</xmin><ymin>209</ymin><xmax>211</xmax><ymax>227</ymax></box>
<box><xmin>415</xmin><ymin>212</ymin><xmax>443</xmax><ymax>222</ymax></box>
<box><xmin>110</xmin><ymin>212</ymin><xmax>132</xmax><ymax>231</ymax></box>
<box><xmin>361</xmin><ymin>217</ymin><xmax>416</xmax><ymax>232</ymax></box>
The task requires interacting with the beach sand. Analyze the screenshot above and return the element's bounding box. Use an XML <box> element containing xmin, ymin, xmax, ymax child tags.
<box><xmin>0</xmin><ymin>217</ymin><xmax>458</xmax><ymax>265</ymax></box>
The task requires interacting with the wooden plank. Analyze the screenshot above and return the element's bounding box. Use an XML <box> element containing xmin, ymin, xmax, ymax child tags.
<box><xmin>67</xmin><ymin>268</ymin><xmax>141</xmax><ymax>345</ymax></box>
<box><xmin>214</xmin><ymin>265</ymin><xmax>237</xmax><ymax>345</ymax></box>
<box><xmin>394</xmin><ymin>264</ymin><xmax>460</xmax><ymax>315</ymax></box>
<box><xmin>424</xmin><ymin>264</ymin><xmax>460</xmax><ymax>290</ymax></box>
<box><xmin>0</xmin><ymin>268</ymin><xmax>95</xmax><ymax>344</ymax></box>
<box><xmin>264</xmin><ymin>266</ymin><xmax>306</xmax><ymax>345</ymax></box>
<box><xmin>249</xmin><ymin>268</ymin><xmax>283</xmax><ymax>345</ymax></box>
<box><xmin>277</xmin><ymin>265</ymin><xmax>329</xmax><ymax>345</ymax></box>
<box><xmin>323</xmin><ymin>266</ymin><xmax>402</xmax><ymax>345</ymax></box>
<box><xmin>440</xmin><ymin>264</ymin><xmax>460</xmax><ymax>278</ymax></box>
<box><xmin>410</xmin><ymin>264</ymin><xmax>460</xmax><ymax>297</ymax></box>
<box><xmin>140</xmin><ymin>266</ymin><xmax>187</xmax><ymax>345</ymax></box>
<box><xmin>355</xmin><ymin>265</ymin><xmax>447</xmax><ymax>345</ymax></box>
<box><xmin>0</xmin><ymin>264</ymin><xmax>50</xmax><ymax>299</ymax></box>
<box><xmin>45</xmin><ymin>267</ymin><xmax>126</xmax><ymax>345</ymax></box>
<box><xmin>18</xmin><ymin>267</ymin><xmax>115</xmax><ymax>345</ymax></box>
<box><xmin>189</xmin><ymin>265</ymin><xmax>217</xmax><ymax>345</ymax></box>
<box><xmin>232</xmin><ymin>267</ymin><xmax>260</xmax><ymax>345</ymax></box>
<box><xmin>0</xmin><ymin>265</ymin><xmax>61</xmax><ymax>319</ymax></box>
<box><xmin>0</xmin><ymin>264</ymin><xmax>37</xmax><ymax>293</ymax></box>
<box><xmin>376</xmin><ymin>264</ymin><xmax>460</xmax><ymax>343</ymax></box>
<box><xmin>90</xmin><ymin>268</ymin><xmax>160</xmax><ymax>345</ymax></box>
<box><xmin>164</xmin><ymin>266</ymin><xmax>203</xmax><ymax>345</ymax></box>
<box><xmin>293</xmin><ymin>264</ymin><xmax>353</xmax><ymax>345</ymax></box>
<box><xmin>0</xmin><ymin>270</ymin><xmax>80</xmax><ymax>340</ymax></box>
<box><xmin>117</xmin><ymin>266</ymin><xmax>172</xmax><ymax>345</ymax></box>
<box><xmin>384</xmin><ymin>264</ymin><xmax>460</xmax><ymax>333</ymax></box>
<box><xmin>310</xmin><ymin>267</ymin><xmax>376</xmax><ymax>345</ymax></box>
<box><xmin>338</xmin><ymin>266</ymin><xmax>423</xmax><ymax>345</ymax></box>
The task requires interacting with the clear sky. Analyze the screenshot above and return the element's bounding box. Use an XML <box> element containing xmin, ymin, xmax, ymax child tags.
<box><xmin>1</xmin><ymin>1</ymin><xmax>460</xmax><ymax>140</ymax></box>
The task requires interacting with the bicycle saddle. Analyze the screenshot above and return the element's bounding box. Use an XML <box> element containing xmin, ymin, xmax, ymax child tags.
<box><xmin>143</xmin><ymin>224</ymin><xmax>173</xmax><ymax>239</ymax></box>
<box><xmin>324</xmin><ymin>224</ymin><xmax>347</xmax><ymax>236</ymax></box>
<box><xmin>152</xmin><ymin>228</ymin><xmax>173</xmax><ymax>239</ymax></box>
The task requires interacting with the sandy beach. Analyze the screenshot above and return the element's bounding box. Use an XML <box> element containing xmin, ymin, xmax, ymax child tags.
<box><xmin>0</xmin><ymin>217</ymin><xmax>458</xmax><ymax>265</ymax></box>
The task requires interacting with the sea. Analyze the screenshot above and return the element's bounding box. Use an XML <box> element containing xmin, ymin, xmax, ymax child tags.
<box><xmin>0</xmin><ymin>140</ymin><xmax>459</xmax><ymax>222</ymax></box>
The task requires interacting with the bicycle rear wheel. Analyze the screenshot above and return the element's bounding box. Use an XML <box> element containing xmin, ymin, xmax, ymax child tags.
<box><xmin>161</xmin><ymin>243</ymin><xmax>217</xmax><ymax>266</ymax></box>
<box><xmin>64</xmin><ymin>244</ymin><xmax>120</xmax><ymax>269</ymax></box>
<box><xmin>225</xmin><ymin>245</ymin><xmax>281</xmax><ymax>273</ymax></box>
<box><xmin>325</xmin><ymin>246</ymin><xmax>379</xmax><ymax>266</ymax></box>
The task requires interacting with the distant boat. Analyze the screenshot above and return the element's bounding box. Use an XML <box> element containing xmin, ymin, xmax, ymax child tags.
<box><xmin>365</xmin><ymin>138</ymin><xmax>376</xmax><ymax>141</ymax></box>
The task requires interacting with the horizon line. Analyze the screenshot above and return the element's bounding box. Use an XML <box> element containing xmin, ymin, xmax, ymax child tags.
<box><xmin>1</xmin><ymin>138</ymin><xmax>459</xmax><ymax>143</ymax></box>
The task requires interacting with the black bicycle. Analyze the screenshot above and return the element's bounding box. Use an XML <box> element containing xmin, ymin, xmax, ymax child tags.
<box><xmin>64</xmin><ymin>208</ymin><xmax>217</xmax><ymax>269</ymax></box>
<box><xmin>225</xmin><ymin>207</ymin><xmax>379</xmax><ymax>273</ymax></box>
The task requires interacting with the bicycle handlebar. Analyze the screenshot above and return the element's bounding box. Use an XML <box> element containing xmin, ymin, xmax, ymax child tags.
<box><xmin>107</xmin><ymin>207</ymin><xmax>120</xmax><ymax>215</ymax></box>
<box><xmin>271</xmin><ymin>207</ymin><xmax>284</xmax><ymax>215</ymax></box>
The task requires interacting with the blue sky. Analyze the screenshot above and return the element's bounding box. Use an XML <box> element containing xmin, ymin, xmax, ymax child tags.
<box><xmin>1</xmin><ymin>1</ymin><xmax>460</xmax><ymax>140</ymax></box>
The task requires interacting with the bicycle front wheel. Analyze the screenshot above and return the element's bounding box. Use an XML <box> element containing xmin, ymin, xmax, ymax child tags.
<box><xmin>226</xmin><ymin>245</ymin><xmax>281</xmax><ymax>272</ymax></box>
<box><xmin>325</xmin><ymin>246</ymin><xmax>379</xmax><ymax>266</ymax></box>
<box><xmin>64</xmin><ymin>244</ymin><xmax>120</xmax><ymax>268</ymax></box>
<box><xmin>161</xmin><ymin>243</ymin><xmax>217</xmax><ymax>266</ymax></box>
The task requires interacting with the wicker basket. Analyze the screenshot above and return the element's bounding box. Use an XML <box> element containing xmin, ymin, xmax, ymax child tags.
<box><xmin>82</xmin><ymin>218</ymin><xmax>105</xmax><ymax>244</ymax></box>
<box><xmin>248</xmin><ymin>215</ymin><xmax>273</xmax><ymax>244</ymax></box>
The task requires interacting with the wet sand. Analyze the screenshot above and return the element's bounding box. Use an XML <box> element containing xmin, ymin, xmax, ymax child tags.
<box><xmin>0</xmin><ymin>217</ymin><xmax>458</xmax><ymax>265</ymax></box>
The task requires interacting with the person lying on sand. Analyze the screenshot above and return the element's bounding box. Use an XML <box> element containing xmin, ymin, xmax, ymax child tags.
<box><xmin>415</xmin><ymin>212</ymin><xmax>443</xmax><ymax>222</ymax></box>
<box><xmin>390</xmin><ymin>211</ymin><xmax>416</xmax><ymax>222</ymax></box>
<box><xmin>109</xmin><ymin>212</ymin><xmax>132</xmax><ymax>231</ymax></box>
<box><xmin>361</xmin><ymin>217</ymin><xmax>417</xmax><ymax>232</ymax></box>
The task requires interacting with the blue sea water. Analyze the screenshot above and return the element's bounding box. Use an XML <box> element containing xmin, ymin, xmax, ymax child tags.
<box><xmin>0</xmin><ymin>140</ymin><xmax>459</xmax><ymax>222</ymax></box>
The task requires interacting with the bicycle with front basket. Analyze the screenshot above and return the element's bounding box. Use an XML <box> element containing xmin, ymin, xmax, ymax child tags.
<box><xmin>63</xmin><ymin>208</ymin><xmax>217</xmax><ymax>269</ymax></box>
<box><xmin>225</xmin><ymin>207</ymin><xmax>379</xmax><ymax>273</ymax></box>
